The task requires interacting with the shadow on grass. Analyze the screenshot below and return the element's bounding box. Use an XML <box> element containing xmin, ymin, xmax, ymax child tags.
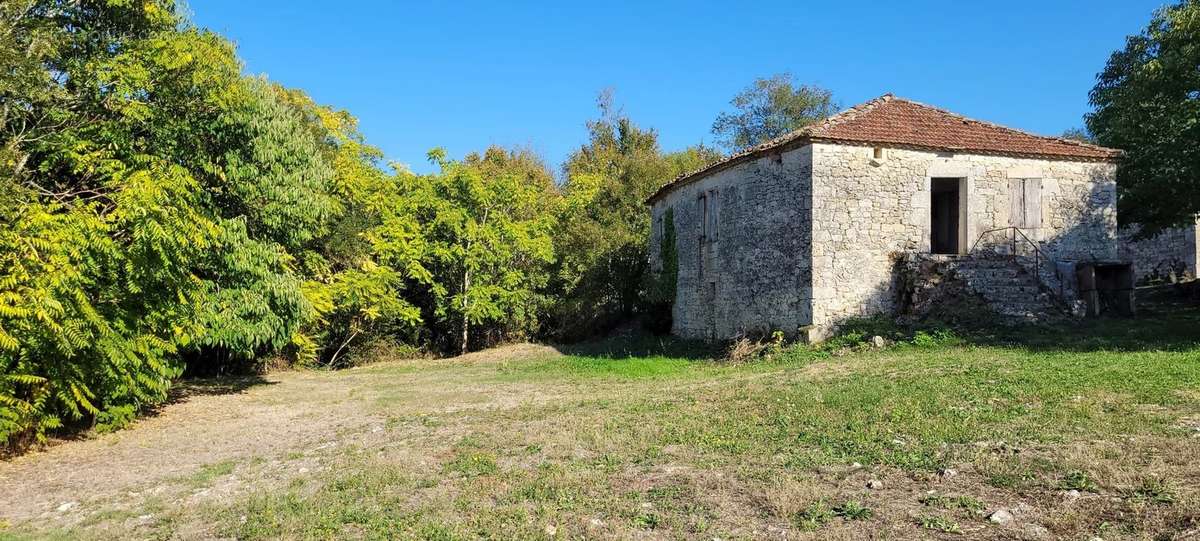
<box><xmin>909</xmin><ymin>287</ymin><xmax>1200</xmax><ymax>354</ymax></box>
<box><xmin>551</xmin><ymin>329</ymin><xmax>718</xmax><ymax>361</ymax></box>
<box><xmin>168</xmin><ymin>375</ymin><xmax>276</xmax><ymax>402</ymax></box>
<box><xmin>8</xmin><ymin>376</ymin><xmax>278</xmax><ymax>458</ymax></box>
<box><xmin>551</xmin><ymin>288</ymin><xmax>1200</xmax><ymax>365</ymax></box>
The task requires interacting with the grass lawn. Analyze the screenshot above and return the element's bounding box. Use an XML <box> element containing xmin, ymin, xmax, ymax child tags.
<box><xmin>2</xmin><ymin>299</ymin><xmax>1199</xmax><ymax>540</ymax></box>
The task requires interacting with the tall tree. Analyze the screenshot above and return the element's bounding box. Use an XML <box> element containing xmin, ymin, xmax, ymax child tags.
<box><xmin>711</xmin><ymin>74</ymin><xmax>837</xmax><ymax>151</ymax></box>
<box><xmin>1087</xmin><ymin>0</ymin><xmax>1200</xmax><ymax>234</ymax></box>
<box><xmin>0</xmin><ymin>0</ymin><xmax>224</xmax><ymax>443</ymax></box>
<box><xmin>0</xmin><ymin>0</ymin><xmax>387</xmax><ymax>445</ymax></box>
<box><xmin>551</xmin><ymin>94</ymin><xmax>721</xmax><ymax>339</ymax></box>
<box><xmin>420</xmin><ymin>147</ymin><xmax>559</xmax><ymax>354</ymax></box>
<box><xmin>277</xmin><ymin>89</ymin><xmax>431</xmax><ymax>366</ymax></box>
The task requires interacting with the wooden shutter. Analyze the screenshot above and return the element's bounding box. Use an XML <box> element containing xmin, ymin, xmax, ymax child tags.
<box><xmin>1009</xmin><ymin>178</ymin><xmax>1026</xmax><ymax>227</ymax></box>
<box><xmin>1023</xmin><ymin>178</ymin><xmax>1042</xmax><ymax>228</ymax></box>
<box><xmin>1009</xmin><ymin>178</ymin><xmax>1043</xmax><ymax>228</ymax></box>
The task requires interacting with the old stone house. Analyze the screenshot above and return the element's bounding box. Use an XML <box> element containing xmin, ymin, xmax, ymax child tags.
<box><xmin>646</xmin><ymin>94</ymin><xmax>1125</xmax><ymax>340</ymax></box>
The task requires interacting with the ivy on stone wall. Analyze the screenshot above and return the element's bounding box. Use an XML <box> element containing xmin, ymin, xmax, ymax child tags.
<box><xmin>643</xmin><ymin>208</ymin><xmax>677</xmax><ymax>333</ymax></box>
<box><xmin>658</xmin><ymin>208</ymin><xmax>678</xmax><ymax>304</ymax></box>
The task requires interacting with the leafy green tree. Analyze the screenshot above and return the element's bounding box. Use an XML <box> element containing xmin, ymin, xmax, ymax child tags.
<box><xmin>1087</xmin><ymin>0</ymin><xmax>1200</xmax><ymax>234</ymax></box>
<box><xmin>278</xmin><ymin>90</ymin><xmax>431</xmax><ymax>366</ymax></box>
<box><xmin>0</xmin><ymin>0</ymin><xmax>358</xmax><ymax>444</ymax></box>
<box><xmin>0</xmin><ymin>0</ymin><xmax>228</xmax><ymax>442</ymax></box>
<box><xmin>1060</xmin><ymin>127</ymin><xmax>1095</xmax><ymax>143</ymax></box>
<box><xmin>711</xmin><ymin>74</ymin><xmax>837</xmax><ymax>150</ymax></box>
<box><xmin>551</xmin><ymin>94</ymin><xmax>720</xmax><ymax>340</ymax></box>
<box><xmin>419</xmin><ymin>147</ymin><xmax>559</xmax><ymax>354</ymax></box>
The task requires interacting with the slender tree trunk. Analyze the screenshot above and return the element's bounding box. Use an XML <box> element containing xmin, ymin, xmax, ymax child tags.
<box><xmin>460</xmin><ymin>268</ymin><xmax>470</xmax><ymax>355</ymax></box>
<box><xmin>328</xmin><ymin>328</ymin><xmax>360</xmax><ymax>367</ymax></box>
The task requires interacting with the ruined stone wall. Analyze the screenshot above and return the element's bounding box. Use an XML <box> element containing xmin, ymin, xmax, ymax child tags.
<box><xmin>810</xmin><ymin>143</ymin><xmax>1118</xmax><ymax>334</ymax></box>
<box><xmin>649</xmin><ymin>146</ymin><xmax>813</xmax><ymax>339</ymax></box>
<box><xmin>1119</xmin><ymin>219</ymin><xmax>1199</xmax><ymax>284</ymax></box>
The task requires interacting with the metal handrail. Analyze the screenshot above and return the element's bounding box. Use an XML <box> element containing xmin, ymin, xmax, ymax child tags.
<box><xmin>969</xmin><ymin>226</ymin><xmax>1049</xmax><ymax>289</ymax></box>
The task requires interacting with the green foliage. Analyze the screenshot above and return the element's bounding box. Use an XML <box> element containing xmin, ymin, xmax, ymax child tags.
<box><xmin>711</xmin><ymin>74</ymin><xmax>837</xmax><ymax>150</ymax></box>
<box><xmin>793</xmin><ymin>499</ymin><xmax>834</xmax><ymax>530</ymax></box>
<box><xmin>1060</xmin><ymin>127</ymin><xmax>1095</xmax><ymax>143</ymax></box>
<box><xmin>1127</xmin><ymin>477</ymin><xmax>1176</xmax><ymax>505</ymax></box>
<box><xmin>209</xmin><ymin>79</ymin><xmax>336</xmax><ymax>251</ymax></box>
<box><xmin>916</xmin><ymin>515</ymin><xmax>960</xmax><ymax>533</ymax></box>
<box><xmin>0</xmin><ymin>0</ymin><xmax>430</xmax><ymax>446</ymax></box>
<box><xmin>919</xmin><ymin>493</ymin><xmax>985</xmax><ymax>512</ymax></box>
<box><xmin>831</xmin><ymin>500</ymin><xmax>873</xmax><ymax>521</ymax></box>
<box><xmin>268</xmin><ymin>90</ymin><xmax>430</xmax><ymax>367</ymax></box>
<box><xmin>642</xmin><ymin>208</ymin><xmax>677</xmax><ymax>334</ymax></box>
<box><xmin>419</xmin><ymin>147</ymin><xmax>560</xmax><ymax>353</ymax></box>
<box><xmin>1060</xmin><ymin>470</ymin><xmax>1100</xmax><ymax>493</ymax></box>
<box><xmin>550</xmin><ymin>93</ymin><xmax>720</xmax><ymax>340</ymax></box>
<box><xmin>1087</xmin><ymin>0</ymin><xmax>1200</xmax><ymax>234</ymax></box>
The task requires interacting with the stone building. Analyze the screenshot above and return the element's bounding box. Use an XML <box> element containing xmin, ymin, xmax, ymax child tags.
<box><xmin>646</xmin><ymin>94</ymin><xmax>1124</xmax><ymax>340</ymax></box>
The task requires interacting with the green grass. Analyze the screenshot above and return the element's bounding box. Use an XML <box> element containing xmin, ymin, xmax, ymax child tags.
<box><xmin>203</xmin><ymin>306</ymin><xmax>1199</xmax><ymax>539</ymax></box>
<box><xmin>10</xmin><ymin>301</ymin><xmax>1200</xmax><ymax>540</ymax></box>
<box><xmin>495</xmin><ymin>355</ymin><xmax>702</xmax><ymax>381</ymax></box>
<box><xmin>919</xmin><ymin>493</ymin><xmax>985</xmax><ymax>513</ymax></box>
<box><xmin>917</xmin><ymin>514</ymin><xmax>961</xmax><ymax>533</ymax></box>
<box><xmin>184</xmin><ymin>460</ymin><xmax>237</xmax><ymax>488</ymax></box>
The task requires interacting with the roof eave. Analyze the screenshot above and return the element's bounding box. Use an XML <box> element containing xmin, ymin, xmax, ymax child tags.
<box><xmin>644</xmin><ymin>136</ymin><xmax>816</xmax><ymax>205</ymax></box>
<box><xmin>645</xmin><ymin>139</ymin><xmax>1122</xmax><ymax>206</ymax></box>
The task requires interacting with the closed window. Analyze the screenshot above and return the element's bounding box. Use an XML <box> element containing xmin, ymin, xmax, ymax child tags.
<box><xmin>1009</xmin><ymin>178</ymin><xmax>1042</xmax><ymax>228</ymax></box>
<box><xmin>707</xmin><ymin>189</ymin><xmax>719</xmax><ymax>242</ymax></box>
<box><xmin>699</xmin><ymin>189</ymin><xmax>720</xmax><ymax>242</ymax></box>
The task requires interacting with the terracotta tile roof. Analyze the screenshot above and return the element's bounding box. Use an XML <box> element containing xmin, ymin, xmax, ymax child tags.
<box><xmin>647</xmin><ymin>94</ymin><xmax>1122</xmax><ymax>204</ymax></box>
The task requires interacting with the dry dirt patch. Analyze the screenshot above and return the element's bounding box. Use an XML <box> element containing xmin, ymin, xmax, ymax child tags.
<box><xmin>0</xmin><ymin>344</ymin><xmax>568</xmax><ymax>530</ymax></box>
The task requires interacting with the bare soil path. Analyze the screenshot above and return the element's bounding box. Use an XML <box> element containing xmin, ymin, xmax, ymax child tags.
<box><xmin>0</xmin><ymin>344</ymin><xmax>566</xmax><ymax>532</ymax></box>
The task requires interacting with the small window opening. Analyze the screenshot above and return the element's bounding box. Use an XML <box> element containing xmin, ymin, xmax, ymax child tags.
<box><xmin>872</xmin><ymin>147</ymin><xmax>884</xmax><ymax>160</ymax></box>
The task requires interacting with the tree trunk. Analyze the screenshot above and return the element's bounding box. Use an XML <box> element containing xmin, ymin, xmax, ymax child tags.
<box><xmin>460</xmin><ymin>269</ymin><xmax>470</xmax><ymax>355</ymax></box>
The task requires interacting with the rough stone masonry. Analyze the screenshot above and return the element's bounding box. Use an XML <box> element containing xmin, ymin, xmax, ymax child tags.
<box><xmin>647</xmin><ymin>95</ymin><xmax>1127</xmax><ymax>340</ymax></box>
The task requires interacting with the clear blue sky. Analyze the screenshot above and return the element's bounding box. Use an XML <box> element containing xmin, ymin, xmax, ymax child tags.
<box><xmin>190</xmin><ymin>1</ymin><xmax>1163</xmax><ymax>175</ymax></box>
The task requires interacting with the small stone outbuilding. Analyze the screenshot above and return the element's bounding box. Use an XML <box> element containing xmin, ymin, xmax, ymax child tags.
<box><xmin>646</xmin><ymin>94</ymin><xmax>1125</xmax><ymax>340</ymax></box>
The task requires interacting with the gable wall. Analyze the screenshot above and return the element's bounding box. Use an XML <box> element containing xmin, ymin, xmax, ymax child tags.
<box><xmin>649</xmin><ymin>145</ymin><xmax>814</xmax><ymax>339</ymax></box>
<box><xmin>810</xmin><ymin>143</ymin><xmax>1118</xmax><ymax>333</ymax></box>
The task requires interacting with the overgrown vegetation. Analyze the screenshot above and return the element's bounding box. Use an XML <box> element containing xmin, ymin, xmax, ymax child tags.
<box><xmin>0</xmin><ymin>1</ymin><xmax>733</xmax><ymax>449</ymax></box>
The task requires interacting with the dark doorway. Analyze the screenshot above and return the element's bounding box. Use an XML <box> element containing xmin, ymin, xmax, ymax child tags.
<box><xmin>930</xmin><ymin>178</ymin><xmax>963</xmax><ymax>254</ymax></box>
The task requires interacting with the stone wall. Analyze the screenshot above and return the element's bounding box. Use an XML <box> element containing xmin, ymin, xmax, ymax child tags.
<box><xmin>1119</xmin><ymin>219</ymin><xmax>1199</xmax><ymax>284</ymax></box>
<box><xmin>809</xmin><ymin>143</ymin><xmax>1118</xmax><ymax>335</ymax></box>
<box><xmin>649</xmin><ymin>146</ymin><xmax>813</xmax><ymax>339</ymax></box>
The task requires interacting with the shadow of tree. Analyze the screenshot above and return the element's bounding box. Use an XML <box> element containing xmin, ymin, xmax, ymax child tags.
<box><xmin>551</xmin><ymin>329</ymin><xmax>718</xmax><ymax>360</ymax></box>
<box><xmin>930</xmin><ymin>291</ymin><xmax>1200</xmax><ymax>354</ymax></box>
<box><xmin>168</xmin><ymin>375</ymin><xmax>276</xmax><ymax>402</ymax></box>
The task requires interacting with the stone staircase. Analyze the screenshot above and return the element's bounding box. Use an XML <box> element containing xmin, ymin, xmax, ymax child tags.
<box><xmin>902</xmin><ymin>253</ymin><xmax>1068</xmax><ymax>322</ymax></box>
<box><xmin>949</xmin><ymin>255</ymin><xmax>1065</xmax><ymax>320</ymax></box>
